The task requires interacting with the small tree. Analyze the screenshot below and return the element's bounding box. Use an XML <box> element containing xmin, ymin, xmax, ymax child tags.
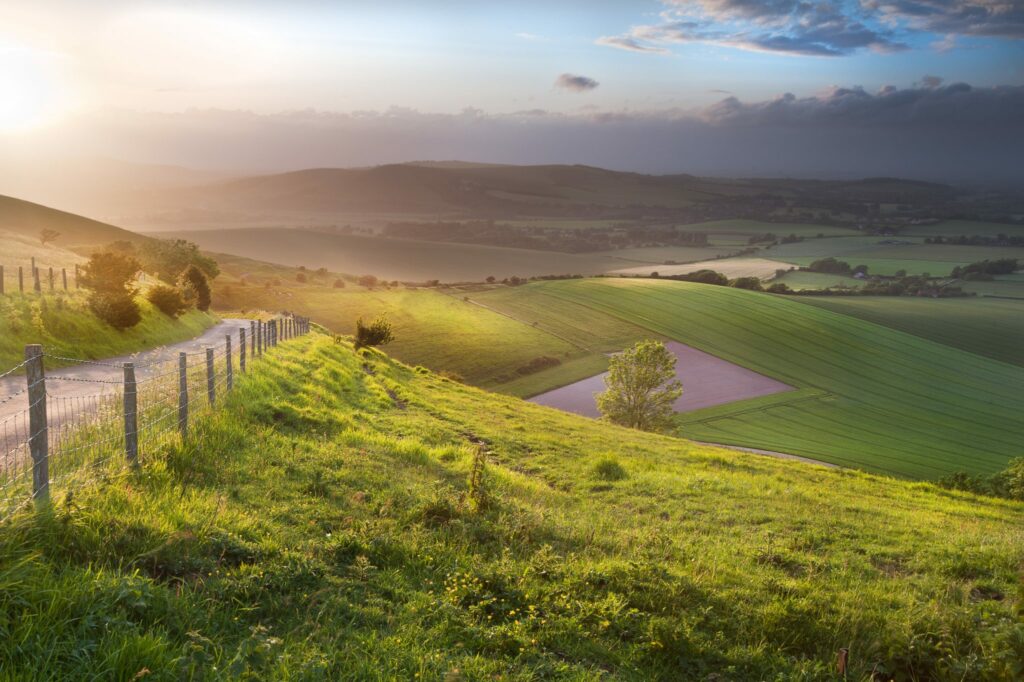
<box><xmin>179</xmin><ymin>265</ymin><xmax>212</xmax><ymax>312</ymax></box>
<box><xmin>354</xmin><ymin>316</ymin><xmax>394</xmax><ymax>350</ymax></box>
<box><xmin>79</xmin><ymin>251</ymin><xmax>142</xmax><ymax>329</ymax></box>
<box><xmin>597</xmin><ymin>340</ymin><xmax>682</xmax><ymax>432</ymax></box>
<box><xmin>39</xmin><ymin>228</ymin><xmax>60</xmax><ymax>246</ymax></box>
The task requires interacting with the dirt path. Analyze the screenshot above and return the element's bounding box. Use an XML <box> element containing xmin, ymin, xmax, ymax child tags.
<box><xmin>0</xmin><ymin>318</ymin><xmax>253</xmax><ymax>426</ymax></box>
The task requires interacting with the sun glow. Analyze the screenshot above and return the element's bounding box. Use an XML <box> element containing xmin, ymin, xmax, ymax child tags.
<box><xmin>0</xmin><ymin>44</ymin><xmax>62</xmax><ymax>133</ymax></box>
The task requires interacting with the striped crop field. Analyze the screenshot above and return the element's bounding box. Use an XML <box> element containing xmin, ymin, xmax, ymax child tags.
<box><xmin>475</xmin><ymin>278</ymin><xmax>1024</xmax><ymax>479</ymax></box>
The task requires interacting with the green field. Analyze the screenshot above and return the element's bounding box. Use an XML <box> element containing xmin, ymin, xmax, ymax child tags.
<box><xmin>474</xmin><ymin>279</ymin><xmax>1024</xmax><ymax>478</ymax></box>
<box><xmin>773</xmin><ymin>240</ymin><xmax>1024</xmax><ymax>276</ymax></box>
<box><xmin>2</xmin><ymin>333</ymin><xmax>1020</xmax><ymax>679</ymax></box>
<box><xmin>791</xmin><ymin>296</ymin><xmax>1024</xmax><ymax>367</ymax></box>
<box><xmin>771</xmin><ymin>271</ymin><xmax>863</xmax><ymax>290</ymax></box>
<box><xmin>961</xmin><ymin>273</ymin><xmax>1024</xmax><ymax>299</ymax></box>
<box><xmin>164</xmin><ymin>227</ymin><xmax>724</xmax><ymax>282</ymax></box>
<box><xmin>901</xmin><ymin>219</ymin><xmax>1024</xmax><ymax>237</ymax></box>
<box><xmin>212</xmin><ymin>256</ymin><xmax>578</xmax><ymax>387</ymax></box>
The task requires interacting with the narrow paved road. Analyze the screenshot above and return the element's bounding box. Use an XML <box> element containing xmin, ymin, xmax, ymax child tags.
<box><xmin>0</xmin><ymin>318</ymin><xmax>253</xmax><ymax>425</ymax></box>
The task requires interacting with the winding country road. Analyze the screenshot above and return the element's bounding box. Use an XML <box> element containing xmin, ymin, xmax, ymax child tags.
<box><xmin>0</xmin><ymin>318</ymin><xmax>253</xmax><ymax>426</ymax></box>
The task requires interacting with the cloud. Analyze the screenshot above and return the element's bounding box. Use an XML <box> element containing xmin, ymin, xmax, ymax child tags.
<box><xmin>919</xmin><ymin>74</ymin><xmax>944</xmax><ymax>88</ymax></box>
<box><xmin>6</xmin><ymin>83</ymin><xmax>1021</xmax><ymax>185</ymax></box>
<box><xmin>599</xmin><ymin>1</ymin><xmax>908</xmax><ymax>57</ymax></box>
<box><xmin>595</xmin><ymin>35</ymin><xmax>671</xmax><ymax>53</ymax></box>
<box><xmin>864</xmin><ymin>0</ymin><xmax>1024</xmax><ymax>40</ymax></box>
<box><xmin>555</xmin><ymin>73</ymin><xmax>600</xmax><ymax>92</ymax></box>
<box><xmin>599</xmin><ymin>0</ymin><xmax>1024</xmax><ymax>58</ymax></box>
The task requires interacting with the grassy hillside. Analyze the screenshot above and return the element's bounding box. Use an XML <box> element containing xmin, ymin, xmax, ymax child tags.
<box><xmin>0</xmin><ymin>290</ymin><xmax>216</xmax><ymax>370</ymax></box>
<box><xmin>792</xmin><ymin>296</ymin><xmax>1024</xmax><ymax>367</ymax></box>
<box><xmin>1</xmin><ymin>333</ymin><xmax>1020</xmax><ymax>680</ymax></box>
<box><xmin>0</xmin><ymin>194</ymin><xmax>144</xmax><ymax>248</ymax></box>
<box><xmin>474</xmin><ymin>279</ymin><xmax>1024</xmax><ymax>478</ymax></box>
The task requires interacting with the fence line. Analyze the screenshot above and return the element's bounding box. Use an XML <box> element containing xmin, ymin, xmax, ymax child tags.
<box><xmin>0</xmin><ymin>315</ymin><xmax>311</xmax><ymax>520</ymax></box>
<box><xmin>0</xmin><ymin>258</ymin><xmax>79</xmax><ymax>296</ymax></box>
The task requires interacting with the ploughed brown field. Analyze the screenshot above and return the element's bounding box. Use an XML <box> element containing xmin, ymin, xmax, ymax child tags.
<box><xmin>528</xmin><ymin>340</ymin><xmax>793</xmax><ymax>417</ymax></box>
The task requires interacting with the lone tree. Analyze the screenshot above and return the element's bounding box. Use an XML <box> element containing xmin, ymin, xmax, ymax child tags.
<box><xmin>597</xmin><ymin>340</ymin><xmax>683</xmax><ymax>432</ymax></box>
<box><xmin>79</xmin><ymin>251</ymin><xmax>142</xmax><ymax>329</ymax></box>
<box><xmin>39</xmin><ymin>228</ymin><xmax>60</xmax><ymax>246</ymax></box>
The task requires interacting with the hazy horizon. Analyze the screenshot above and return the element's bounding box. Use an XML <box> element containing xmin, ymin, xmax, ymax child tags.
<box><xmin>2</xmin><ymin>0</ymin><xmax>1023</xmax><ymax>193</ymax></box>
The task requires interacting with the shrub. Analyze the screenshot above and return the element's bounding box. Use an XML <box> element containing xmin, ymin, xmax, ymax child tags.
<box><xmin>592</xmin><ymin>457</ymin><xmax>627</xmax><ymax>482</ymax></box>
<box><xmin>146</xmin><ymin>284</ymin><xmax>189</xmax><ymax>317</ymax></box>
<box><xmin>333</xmin><ymin>279</ymin><xmax>346</xmax><ymax>288</ymax></box>
<box><xmin>354</xmin><ymin>316</ymin><xmax>394</xmax><ymax>350</ymax></box>
<box><xmin>731</xmin><ymin>277</ymin><xmax>763</xmax><ymax>291</ymax></box>
<box><xmin>179</xmin><ymin>265</ymin><xmax>212</xmax><ymax>312</ymax></box>
<box><xmin>295</xmin><ymin>273</ymin><xmax>307</xmax><ymax>283</ymax></box>
<box><xmin>88</xmin><ymin>292</ymin><xmax>142</xmax><ymax>330</ymax></box>
<box><xmin>766</xmin><ymin>282</ymin><xmax>791</xmax><ymax>294</ymax></box>
<box><xmin>357</xmin><ymin>275</ymin><xmax>378</xmax><ymax>289</ymax></box>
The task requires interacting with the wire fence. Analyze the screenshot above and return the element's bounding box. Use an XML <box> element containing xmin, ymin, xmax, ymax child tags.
<box><xmin>0</xmin><ymin>314</ymin><xmax>310</xmax><ymax>522</ymax></box>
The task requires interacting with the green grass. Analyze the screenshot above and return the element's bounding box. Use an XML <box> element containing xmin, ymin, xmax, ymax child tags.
<box><xmin>791</xmin><ymin>296</ymin><xmax>1024</xmax><ymax>367</ymax></box>
<box><xmin>212</xmin><ymin>264</ymin><xmax>577</xmax><ymax>387</ymax></box>
<box><xmin>0</xmin><ymin>291</ymin><xmax>216</xmax><ymax>370</ymax></box>
<box><xmin>0</xmin><ymin>334</ymin><xmax>1020</xmax><ymax>680</ymax></box>
<box><xmin>474</xmin><ymin>279</ymin><xmax>1024</xmax><ymax>478</ymax></box>
<box><xmin>771</xmin><ymin>271</ymin><xmax>863</xmax><ymax>290</ymax></box>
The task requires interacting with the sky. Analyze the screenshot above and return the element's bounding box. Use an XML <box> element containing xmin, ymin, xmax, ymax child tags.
<box><xmin>1</xmin><ymin>0</ymin><xmax>1023</xmax><ymax>184</ymax></box>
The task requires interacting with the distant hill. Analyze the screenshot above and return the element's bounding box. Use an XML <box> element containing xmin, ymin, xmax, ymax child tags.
<box><xmin>0</xmin><ymin>194</ymin><xmax>146</xmax><ymax>248</ymax></box>
<box><xmin>162</xmin><ymin>163</ymin><xmax>956</xmax><ymax>218</ymax></box>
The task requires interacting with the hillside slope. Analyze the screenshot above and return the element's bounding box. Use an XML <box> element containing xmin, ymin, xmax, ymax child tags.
<box><xmin>1</xmin><ymin>334</ymin><xmax>1020</xmax><ymax>679</ymax></box>
<box><xmin>0</xmin><ymin>194</ymin><xmax>145</xmax><ymax>248</ymax></box>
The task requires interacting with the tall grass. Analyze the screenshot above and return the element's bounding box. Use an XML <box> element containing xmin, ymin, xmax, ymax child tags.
<box><xmin>0</xmin><ymin>334</ymin><xmax>1020</xmax><ymax>679</ymax></box>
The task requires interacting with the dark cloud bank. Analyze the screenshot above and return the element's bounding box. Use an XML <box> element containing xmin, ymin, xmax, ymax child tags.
<box><xmin>42</xmin><ymin>82</ymin><xmax>1024</xmax><ymax>185</ymax></box>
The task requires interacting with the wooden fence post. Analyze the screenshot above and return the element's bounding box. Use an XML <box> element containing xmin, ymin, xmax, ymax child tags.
<box><xmin>33</xmin><ymin>266</ymin><xmax>40</xmax><ymax>293</ymax></box>
<box><xmin>124</xmin><ymin>362</ymin><xmax>138</xmax><ymax>467</ymax></box>
<box><xmin>74</xmin><ymin>264</ymin><xmax>79</xmax><ymax>289</ymax></box>
<box><xmin>62</xmin><ymin>268</ymin><xmax>67</xmax><ymax>291</ymax></box>
<box><xmin>0</xmin><ymin>265</ymin><xmax>4</xmax><ymax>295</ymax></box>
<box><xmin>225</xmin><ymin>334</ymin><xmax>233</xmax><ymax>391</ymax></box>
<box><xmin>239</xmin><ymin>327</ymin><xmax>246</xmax><ymax>373</ymax></box>
<box><xmin>178</xmin><ymin>352</ymin><xmax>188</xmax><ymax>440</ymax></box>
<box><xmin>48</xmin><ymin>267</ymin><xmax>54</xmax><ymax>291</ymax></box>
<box><xmin>18</xmin><ymin>266</ymin><xmax>23</xmax><ymax>293</ymax></box>
<box><xmin>206</xmin><ymin>348</ymin><xmax>215</xmax><ymax>406</ymax></box>
<box><xmin>25</xmin><ymin>345</ymin><xmax>48</xmax><ymax>502</ymax></box>
<box><xmin>257</xmin><ymin>320</ymin><xmax>263</xmax><ymax>357</ymax></box>
<box><xmin>250</xmin><ymin>321</ymin><xmax>256</xmax><ymax>359</ymax></box>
